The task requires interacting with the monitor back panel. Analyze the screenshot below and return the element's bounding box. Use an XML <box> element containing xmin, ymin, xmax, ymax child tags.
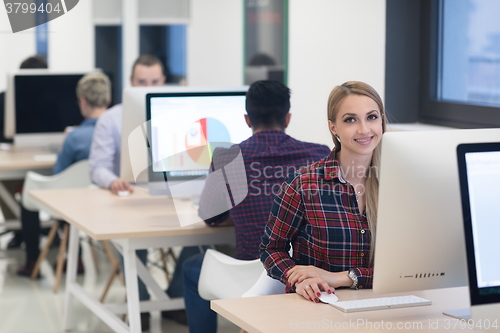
<box><xmin>373</xmin><ymin>128</ymin><xmax>500</xmax><ymax>294</ymax></box>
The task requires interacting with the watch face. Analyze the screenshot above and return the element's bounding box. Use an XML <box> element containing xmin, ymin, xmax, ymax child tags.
<box><xmin>349</xmin><ymin>270</ymin><xmax>358</xmax><ymax>289</ymax></box>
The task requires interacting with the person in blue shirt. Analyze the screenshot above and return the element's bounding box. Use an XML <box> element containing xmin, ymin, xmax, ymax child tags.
<box><xmin>17</xmin><ymin>72</ymin><xmax>111</xmax><ymax>277</ymax></box>
<box><xmin>54</xmin><ymin>72</ymin><xmax>111</xmax><ymax>173</ymax></box>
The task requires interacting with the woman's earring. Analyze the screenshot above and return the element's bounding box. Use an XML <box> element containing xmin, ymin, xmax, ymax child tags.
<box><xmin>335</xmin><ymin>134</ymin><xmax>341</xmax><ymax>143</ymax></box>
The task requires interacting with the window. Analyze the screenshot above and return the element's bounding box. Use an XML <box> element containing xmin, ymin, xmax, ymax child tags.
<box><xmin>439</xmin><ymin>0</ymin><xmax>500</xmax><ymax>106</ymax></box>
<box><xmin>420</xmin><ymin>0</ymin><xmax>500</xmax><ymax>128</ymax></box>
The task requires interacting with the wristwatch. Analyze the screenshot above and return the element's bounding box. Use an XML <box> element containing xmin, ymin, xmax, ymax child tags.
<box><xmin>348</xmin><ymin>269</ymin><xmax>359</xmax><ymax>289</ymax></box>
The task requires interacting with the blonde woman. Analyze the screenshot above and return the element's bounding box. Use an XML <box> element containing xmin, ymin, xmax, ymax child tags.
<box><xmin>260</xmin><ymin>81</ymin><xmax>386</xmax><ymax>302</ymax></box>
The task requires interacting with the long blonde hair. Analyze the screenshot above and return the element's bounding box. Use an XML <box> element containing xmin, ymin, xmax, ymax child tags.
<box><xmin>327</xmin><ymin>81</ymin><xmax>386</xmax><ymax>264</ymax></box>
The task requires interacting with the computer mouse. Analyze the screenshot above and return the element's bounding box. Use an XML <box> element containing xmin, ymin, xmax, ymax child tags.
<box><xmin>117</xmin><ymin>191</ymin><xmax>130</xmax><ymax>197</ymax></box>
<box><xmin>318</xmin><ymin>291</ymin><xmax>338</xmax><ymax>304</ymax></box>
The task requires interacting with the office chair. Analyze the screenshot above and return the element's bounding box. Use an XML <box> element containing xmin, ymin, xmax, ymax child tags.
<box><xmin>198</xmin><ymin>249</ymin><xmax>265</xmax><ymax>300</ymax></box>
<box><xmin>22</xmin><ymin>159</ymin><xmax>92</xmax><ymax>292</ymax></box>
<box><xmin>241</xmin><ymin>269</ymin><xmax>285</xmax><ymax>298</ymax></box>
<box><xmin>198</xmin><ymin>249</ymin><xmax>285</xmax><ymax>333</ymax></box>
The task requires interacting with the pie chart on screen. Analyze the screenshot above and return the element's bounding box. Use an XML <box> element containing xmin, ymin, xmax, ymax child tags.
<box><xmin>185</xmin><ymin>118</ymin><xmax>231</xmax><ymax>166</ymax></box>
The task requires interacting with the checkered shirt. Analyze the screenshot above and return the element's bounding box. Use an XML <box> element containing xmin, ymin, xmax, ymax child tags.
<box><xmin>260</xmin><ymin>149</ymin><xmax>373</xmax><ymax>290</ymax></box>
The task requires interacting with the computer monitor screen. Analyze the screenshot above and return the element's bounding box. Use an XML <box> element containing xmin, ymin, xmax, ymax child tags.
<box><xmin>373</xmin><ymin>128</ymin><xmax>500</xmax><ymax>294</ymax></box>
<box><xmin>145</xmin><ymin>90</ymin><xmax>251</xmax><ymax>195</ymax></box>
<box><xmin>121</xmin><ymin>86</ymin><xmax>249</xmax><ymax>185</ymax></box>
<box><xmin>4</xmin><ymin>70</ymin><xmax>102</xmax><ymax>147</ymax></box>
<box><xmin>457</xmin><ymin>142</ymin><xmax>500</xmax><ymax>321</ymax></box>
<box><xmin>15</xmin><ymin>74</ymin><xmax>84</xmax><ymax>133</ymax></box>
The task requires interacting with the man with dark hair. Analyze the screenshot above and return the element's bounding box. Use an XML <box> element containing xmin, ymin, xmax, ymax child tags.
<box><xmin>19</xmin><ymin>55</ymin><xmax>48</xmax><ymax>69</ymax></box>
<box><xmin>0</xmin><ymin>55</ymin><xmax>48</xmax><ymax>249</ymax></box>
<box><xmin>182</xmin><ymin>80</ymin><xmax>331</xmax><ymax>333</ymax></box>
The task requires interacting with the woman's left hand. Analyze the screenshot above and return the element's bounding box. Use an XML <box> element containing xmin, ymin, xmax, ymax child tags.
<box><xmin>286</xmin><ymin>265</ymin><xmax>329</xmax><ymax>287</ymax></box>
<box><xmin>295</xmin><ymin>277</ymin><xmax>333</xmax><ymax>302</ymax></box>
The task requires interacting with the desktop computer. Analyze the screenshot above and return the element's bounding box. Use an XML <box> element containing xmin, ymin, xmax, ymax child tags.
<box><xmin>457</xmin><ymin>142</ymin><xmax>500</xmax><ymax>325</ymax></box>
<box><xmin>120</xmin><ymin>86</ymin><xmax>250</xmax><ymax>193</ymax></box>
<box><xmin>373</xmin><ymin>128</ymin><xmax>500</xmax><ymax>319</ymax></box>
<box><xmin>145</xmin><ymin>90</ymin><xmax>252</xmax><ymax>200</ymax></box>
<box><xmin>4</xmin><ymin>70</ymin><xmax>99</xmax><ymax>149</ymax></box>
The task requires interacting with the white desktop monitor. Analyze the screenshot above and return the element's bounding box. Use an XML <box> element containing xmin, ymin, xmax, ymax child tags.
<box><xmin>457</xmin><ymin>142</ymin><xmax>500</xmax><ymax>324</ymax></box>
<box><xmin>4</xmin><ymin>70</ymin><xmax>89</xmax><ymax>148</ymax></box>
<box><xmin>120</xmin><ymin>86</ymin><xmax>196</xmax><ymax>184</ymax></box>
<box><xmin>373</xmin><ymin>128</ymin><xmax>500</xmax><ymax>295</ymax></box>
<box><xmin>145</xmin><ymin>89</ymin><xmax>251</xmax><ymax>197</ymax></box>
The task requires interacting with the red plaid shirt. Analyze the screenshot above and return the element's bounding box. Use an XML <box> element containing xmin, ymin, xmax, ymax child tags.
<box><xmin>260</xmin><ymin>150</ymin><xmax>373</xmax><ymax>290</ymax></box>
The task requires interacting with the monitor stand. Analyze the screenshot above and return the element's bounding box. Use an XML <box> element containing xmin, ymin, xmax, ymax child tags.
<box><xmin>14</xmin><ymin>133</ymin><xmax>63</xmax><ymax>153</ymax></box>
<box><xmin>443</xmin><ymin>308</ymin><xmax>471</xmax><ymax>320</ymax></box>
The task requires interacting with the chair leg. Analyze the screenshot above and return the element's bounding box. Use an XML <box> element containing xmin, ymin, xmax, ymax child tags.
<box><xmin>166</xmin><ymin>247</ymin><xmax>177</xmax><ymax>264</ymax></box>
<box><xmin>100</xmin><ymin>260</ymin><xmax>121</xmax><ymax>302</ymax></box>
<box><xmin>159</xmin><ymin>249</ymin><xmax>172</xmax><ymax>283</ymax></box>
<box><xmin>99</xmin><ymin>240</ymin><xmax>125</xmax><ymax>302</ymax></box>
<box><xmin>31</xmin><ymin>221</ymin><xmax>60</xmax><ymax>279</ymax></box>
<box><xmin>53</xmin><ymin>224</ymin><xmax>69</xmax><ymax>293</ymax></box>
<box><xmin>89</xmin><ymin>237</ymin><xmax>100</xmax><ymax>274</ymax></box>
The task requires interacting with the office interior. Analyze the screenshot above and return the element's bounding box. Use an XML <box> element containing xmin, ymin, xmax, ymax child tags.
<box><xmin>1</xmin><ymin>0</ymin><xmax>499</xmax><ymax>332</ymax></box>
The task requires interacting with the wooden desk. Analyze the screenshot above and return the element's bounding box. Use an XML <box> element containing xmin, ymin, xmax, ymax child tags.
<box><xmin>0</xmin><ymin>147</ymin><xmax>54</xmax><ymax>228</ymax></box>
<box><xmin>29</xmin><ymin>187</ymin><xmax>235</xmax><ymax>333</ymax></box>
<box><xmin>212</xmin><ymin>287</ymin><xmax>500</xmax><ymax>333</ymax></box>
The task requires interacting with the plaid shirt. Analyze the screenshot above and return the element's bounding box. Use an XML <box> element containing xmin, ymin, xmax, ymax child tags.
<box><xmin>199</xmin><ymin>130</ymin><xmax>330</xmax><ymax>260</ymax></box>
<box><xmin>260</xmin><ymin>150</ymin><xmax>373</xmax><ymax>290</ymax></box>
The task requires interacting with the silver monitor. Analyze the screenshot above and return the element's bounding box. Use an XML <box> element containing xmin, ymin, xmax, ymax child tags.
<box><xmin>374</xmin><ymin>128</ymin><xmax>500</xmax><ymax>294</ymax></box>
<box><xmin>121</xmin><ymin>86</ymin><xmax>249</xmax><ymax>197</ymax></box>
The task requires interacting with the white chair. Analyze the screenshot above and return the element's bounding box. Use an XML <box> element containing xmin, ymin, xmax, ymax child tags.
<box><xmin>241</xmin><ymin>269</ymin><xmax>286</xmax><ymax>298</ymax></box>
<box><xmin>198</xmin><ymin>249</ymin><xmax>285</xmax><ymax>333</ymax></box>
<box><xmin>22</xmin><ymin>159</ymin><xmax>91</xmax><ymax>291</ymax></box>
<box><xmin>198</xmin><ymin>249</ymin><xmax>265</xmax><ymax>301</ymax></box>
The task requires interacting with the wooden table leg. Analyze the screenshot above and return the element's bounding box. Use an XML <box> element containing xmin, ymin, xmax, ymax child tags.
<box><xmin>31</xmin><ymin>220</ymin><xmax>59</xmax><ymax>279</ymax></box>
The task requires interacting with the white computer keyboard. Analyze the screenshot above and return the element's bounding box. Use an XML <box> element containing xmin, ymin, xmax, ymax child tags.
<box><xmin>331</xmin><ymin>295</ymin><xmax>431</xmax><ymax>313</ymax></box>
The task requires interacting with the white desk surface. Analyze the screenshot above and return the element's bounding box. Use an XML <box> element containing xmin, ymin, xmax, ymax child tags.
<box><xmin>0</xmin><ymin>147</ymin><xmax>55</xmax><ymax>171</ymax></box>
<box><xmin>0</xmin><ymin>147</ymin><xmax>55</xmax><ymax>228</ymax></box>
<box><xmin>212</xmin><ymin>287</ymin><xmax>499</xmax><ymax>333</ymax></box>
<box><xmin>28</xmin><ymin>186</ymin><xmax>234</xmax><ymax>240</ymax></box>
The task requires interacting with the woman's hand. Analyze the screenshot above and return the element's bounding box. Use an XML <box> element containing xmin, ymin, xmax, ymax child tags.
<box><xmin>286</xmin><ymin>265</ymin><xmax>329</xmax><ymax>287</ymax></box>
<box><xmin>295</xmin><ymin>278</ymin><xmax>334</xmax><ymax>303</ymax></box>
<box><xmin>287</xmin><ymin>265</ymin><xmax>353</xmax><ymax>289</ymax></box>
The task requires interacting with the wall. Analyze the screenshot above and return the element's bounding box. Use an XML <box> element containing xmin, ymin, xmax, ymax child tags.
<box><xmin>0</xmin><ymin>1</ymin><xmax>94</xmax><ymax>93</ymax></box>
<box><xmin>287</xmin><ymin>0</ymin><xmax>386</xmax><ymax>148</ymax></box>
<box><xmin>187</xmin><ymin>0</ymin><xmax>243</xmax><ymax>86</ymax></box>
<box><xmin>0</xmin><ymin>10</ymin><xmax>36</xmax><ymax>91</ymax></box>
<box><xmin>48</xmin><ymin>0</ymin><xmax>94</xmax><ymax>72</ymax></box>
<box><xmin>1</xmin><ymin>0</ymin><xmax>386</xmax><ymax>146</ymax></box>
